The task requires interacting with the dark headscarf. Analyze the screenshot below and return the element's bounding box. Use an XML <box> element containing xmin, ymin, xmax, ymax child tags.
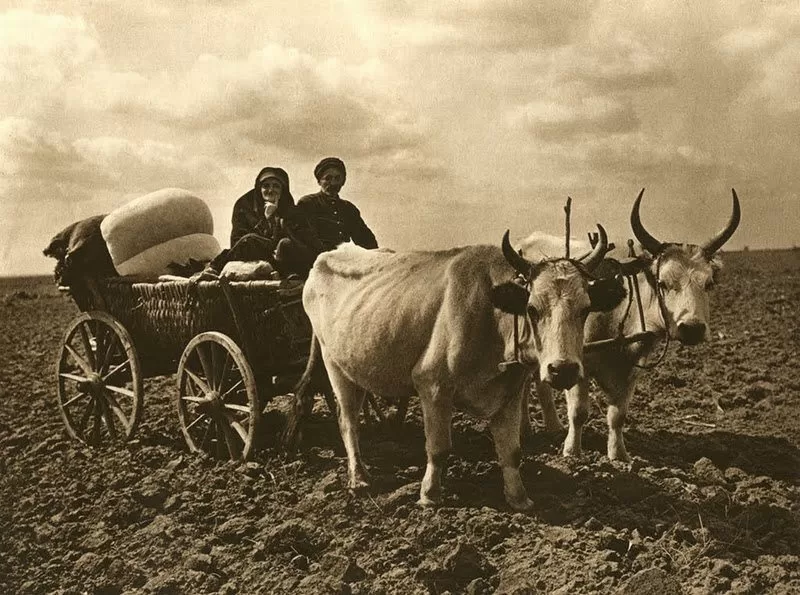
<box><xmin>254</xmin><ymin>166</ymin><xmax>295</xmax><ymax>216</ymax></box>
<box><xmin>313</xmin><ymin>157</ymin><xmax>346</xmax><ymax>184</ymax></box>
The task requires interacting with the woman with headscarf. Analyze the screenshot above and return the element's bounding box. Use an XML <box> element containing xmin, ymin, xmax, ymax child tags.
<box><xmin>208</xmin><ymin>166</ymin><xmax>320</xmax><ymax>278</ymax></box>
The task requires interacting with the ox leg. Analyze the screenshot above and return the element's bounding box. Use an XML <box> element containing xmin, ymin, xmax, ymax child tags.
<box><xmin>325</xmin><ymin>362</ymin><xmax>370</xmax><ymax>490</ymax></box>
<box><xmin>606</xmin><ymin>385</ymin><xmax>635</xmax><ymax>462</ymax></box>
<box><xmin>535</xmin><ymin>377</ymin><xmax>564</xmax><ymax>432</ymax></box>
<box><xmin>562</xmin><ymin>379</ymin><xmax>589</xmax><ymax>457</ymax></box>
<box><xmin>418</xmin><ymin>391</ymin><xmax>454</xmax><ymax>507</ymax></box>
<box><xmin>594</xmin><ymin>366</ymin><xmax>637</xmax><ymax>462</ymax></box>
<box><xmin>490</xmin><ymin>394</ymin><xmax>534</xmax><ymax>512</ymax></box>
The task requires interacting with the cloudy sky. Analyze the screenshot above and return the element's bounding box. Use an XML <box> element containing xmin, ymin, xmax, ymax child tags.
<box><xmin>2</xmin><ymin>1</ymin><xmax>798</xmax><ymax>276</ymax></box>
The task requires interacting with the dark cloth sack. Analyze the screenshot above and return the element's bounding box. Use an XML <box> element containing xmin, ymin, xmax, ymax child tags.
<box><xmin>43</xmin><ymin>215</ymin><xmax>117</xmax><ymax>286</ymax></box>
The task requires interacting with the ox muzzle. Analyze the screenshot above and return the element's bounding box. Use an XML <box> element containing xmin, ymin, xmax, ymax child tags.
<box><xmin>546</xmin><ymin>360</ymin><xmax>581</xmax><ymax>390</ymax></box>
<box><xmin>675</xmin><ymin>320</ymin><xmax>708</xmax><ymax>345</ymax></box>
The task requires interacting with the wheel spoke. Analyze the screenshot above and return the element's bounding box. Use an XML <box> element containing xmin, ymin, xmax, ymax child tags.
<box><xmin>226</xmin><ymin>414</ymin><xmax>249</xmax><ymax>442</ymax></box>
<box><xmin>186</xmin><ymin>413</ymin><xmax>209</xmax><ymax>431</ymax></box>
<box><xmin>93</xmin><ymin>324</ymin><xmax>107</xmax><ymax>370</ymax></box>
<box><xmin>103</xmin><ymin>389</ymin><xmax>131</xmax><ymax>431</ymax></box>
<box><xmin>196</xmin><ymin>344</ymin><xmax>215</xmax><ymax>388</ymax></box>
<box><xmin>201</xmin><ymin>419</ymin><xmax>215</xmax><ymax>451</ymax></box>
<box><xmin>76</xmin><ymin>397</ymin><xmax>95</xmax><ymax>438</ymax></box>
<box><xmin>59</xmin><ymin>371</ymin><xmax>90</xmax><ymax>384</ymax></box>
<box><xmin>184</xmin><ymin>367</ymin><xmax>212</xmax><ymax>396</ymax></box>
<box><xmin>210</xmin><ymin>343</ymin><xmax>222</xmax><ymax>390</ymax></box>
<box><xmin>219</xmin><ymin>419</ymin><xmax>240</xmax><ymax>459</ymax></box>
<box><xmin>90</xmin><ymin>397</ymin><xmax>102</xmax><ymax>444</ymax></box>
<box><xmin>63</xmin><ymin>390</ymin><xmax>90</xmax><ymax>408</ymax></box>
<box><xmin>64</xmin><ymin>344</ymin><xmax>94</xmax><ymax>377</ymax></box>
<box><xmin>223</xmin><ymin>403</ymin><xmax>251</xmax><ymax>413</ymax></box>
<box><xmin>78</xmin><ymin>323</ymin><xmax>97</xmax><ymax>370</ymax></box>
<box><xmin>99</xmin><ymin>394</ymin><xmax>118</xmax><ymax>440</ymax></box>
<box><xmin>219</xmin><ymin>379</ymin><xmax>244</xmax><ymax>400</ymax></box>
<box><xmin>216</xmin><ymin>351</ymin><xmax>232</xmax><ymax>392</ymax></box>
<box><xmin>105</xmin><ymin>384</ymin><xmax>135</xmax><ymax>399</ymax></box>
<box><xmin>181</xmin><ymin>395</ymin><xmax>206</xmax><ymax>403</ymax></box>
<box><xmin>103</xmin><ymin>359</ymin><xmax>130</xmax><ymax>382</ymax></box>
<box><xmin>98</xmin><ymin>331</ymin><xmax>118</xmax><ymax>374</ymax></box>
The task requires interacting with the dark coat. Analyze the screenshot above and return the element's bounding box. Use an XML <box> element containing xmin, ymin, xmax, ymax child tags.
<box><xmin>296</xmin><ymin>191</ymin><xmax>378</xmax><ymax>252</ymax></box>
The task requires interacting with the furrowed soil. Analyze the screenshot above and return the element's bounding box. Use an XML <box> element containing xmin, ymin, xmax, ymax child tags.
<box><xmin>1</xmin><ymin>249</ymin><xmax>798</xmax><ymax>594</ymax></box>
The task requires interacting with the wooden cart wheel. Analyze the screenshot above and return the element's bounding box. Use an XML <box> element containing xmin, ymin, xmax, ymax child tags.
<box><xmin>176</xmin><ymin>332</ymin><xmax>260</xmax><ymax>461</ymax></box>
<box><xmin>56</xmin><ymin>311</ymin><xmax>143</xmax><ymax>445</ymax></box>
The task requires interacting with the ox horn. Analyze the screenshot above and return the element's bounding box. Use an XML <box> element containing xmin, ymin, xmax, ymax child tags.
<box><xmin>582</xmin><ymin>224</ymin><xmax>608</xmax><ymax>271</ymax></box>
<box><xmin>701</xmin><ymin>188</ymin><xmax>741</xmax><ymax>257</ymax></box>
<box><xmin>630</xmin><ymin>188</ymin><xmax>664</xmax><ymax>255</ymax></box>
<box><xmin>501</xmin><ymin>230</ymin><xmax>534</xmax><ymax>277</ymax></box>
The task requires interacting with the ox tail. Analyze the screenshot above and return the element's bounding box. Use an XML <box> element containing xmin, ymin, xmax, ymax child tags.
<box><xmin>282</xmin><ymin>333</ymin><xmax>336</xmax><ymax>453</ymax></box>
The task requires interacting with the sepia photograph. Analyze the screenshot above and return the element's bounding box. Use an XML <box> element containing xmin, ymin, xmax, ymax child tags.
<box><xmin>1</xmin><ymin>2</ymin><xmax>798</xmax><ymax>593</ymax></box>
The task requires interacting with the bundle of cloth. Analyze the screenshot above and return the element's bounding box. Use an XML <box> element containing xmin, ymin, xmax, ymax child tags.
<box><xmin>100</xmin><ymin>188</ymin><xmax>220</xmax><ymax>278</ymax></box>
<box><xmin>43</xmin><ymin>215</ymin><xmax>117</xmax><ymax>286</ymax></box>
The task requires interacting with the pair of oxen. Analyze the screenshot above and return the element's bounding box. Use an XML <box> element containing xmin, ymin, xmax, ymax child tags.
<box><xmin>287</xmin><ymin>189</ymin><xmax>741</xmax><ymax>511</ymax></box>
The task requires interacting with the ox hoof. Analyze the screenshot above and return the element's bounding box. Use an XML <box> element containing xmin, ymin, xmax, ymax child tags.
<box><xmin>348</xmin><ymin>477</ymin><xmax>370</xmax><ymax>492</ymax></box>
<box><xmin>347</xmin><ymin>477</ymin><xmax>369</xmax><ymax>492</ymax></box>
<box><xmin>417</xmin><ymin>495</ymin><xmax>440</xmax><ymax>508</ymax></box>
<box><xmin>508</xmin><ymin>496</ymin><xmax>535</xmax><ymax>513</ymax></box>
<box><xmin>348</xmin><ymin>465</ymin><xmax>371</xmax><ymax>492</ymax></box>
<box><xmin>562</xmin><ymin>444</ymin><xmax>582</xmax><ymax>458</ymax></box>
<box><xmin>608</xmin><ymin>450</ymin><xmax>631</xmax><ymax>463</ymax></box>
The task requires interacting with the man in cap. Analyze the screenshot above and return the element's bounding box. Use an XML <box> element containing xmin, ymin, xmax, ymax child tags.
<box><xmin>297</xmin><ymin>157</ymin><xmax>378</xmax><ymax>253</ymax></box>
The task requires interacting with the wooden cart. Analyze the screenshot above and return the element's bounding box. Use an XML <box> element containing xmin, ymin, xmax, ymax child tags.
<box><xmin>55</xmin><ymin>275</ymin><xmax>312</xmax><ymax>460</ymax></box>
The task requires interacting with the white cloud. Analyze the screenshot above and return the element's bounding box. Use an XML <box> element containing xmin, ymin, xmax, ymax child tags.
<box><xmin>0</xmin><ymin>117</ymin><xmax>228</xmax><ymax>205</ymax></box>
<box><xmin>73</xmin><ymin>137</ymin><xmax>230</xmax><ymax>192</ymax></box>
<box><xmin>355</xmin><ymin>0</ymin><xmax>592</xmax><ymax>50</ymax></box>
<box><xmin>755</xmin><ymin>39</ymin><xmax>800</xmax><ymax>114</ymax></box>
<box><xmin>65</xmin><ymin>42</ymin><xmax>436</xmax><ymax>175</ymax></box>
<box><xmin>511</xmin><ymin>95</ymin><xmax>639</xmax><ymax>141</ymax></box>
<box><xmin>0</xmin><ymin>10</ymin><xmax>99</xmax><ymax>113</ymax></box>
<box><xmin>717</xmin><ymin>27</ymin><xmax>779</xmax><ymax>57</ymax></box>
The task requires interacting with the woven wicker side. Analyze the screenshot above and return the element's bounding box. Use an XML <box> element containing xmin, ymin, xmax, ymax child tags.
<box><xmin>225</xmin><ymin>280</ymin><xmax>312</xmax><ymax>373</ymax></box>
<box><xmin>94</xmin><ymin>278</ymin><xmax>311</xmax><ymax>378</ymax></box>
<box><xmin>98</xmin><ymin>278</ymin><xmax>235</xmax><ymax>376</ymax></box>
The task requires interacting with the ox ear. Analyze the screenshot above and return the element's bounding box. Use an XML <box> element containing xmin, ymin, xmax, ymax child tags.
<box><xmin>588</xmin><ymin>277</ymin><xmax>626</xmax><ymax>312</ymax></box>
<box><xmin>491</xmin><ymin>281</ymin><xmax>529</xmax><ymax>315</ymax></box>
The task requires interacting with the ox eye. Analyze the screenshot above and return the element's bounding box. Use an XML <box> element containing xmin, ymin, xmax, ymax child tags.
<box><xmin>657</xmin><ymin>280</ymin><xmax>668</xmax><ymax>292</ymax></box>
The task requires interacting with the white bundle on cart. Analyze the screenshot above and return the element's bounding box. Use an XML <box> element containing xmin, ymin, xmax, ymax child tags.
<box><xmin>101</xmin><ymin>188</ymin><xmax>220</xmax><ymax>277</ymax></box>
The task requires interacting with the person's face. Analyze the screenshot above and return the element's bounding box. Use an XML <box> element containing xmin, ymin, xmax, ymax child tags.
<box><xmin>319</xmin><ymin>167</ymin><xmax>344</xmax><ymax>196</ymax></box>
<box><xmin>259</xmin><ymin>177</ymin><xmax>283</xmax><ymax>204</ymax></box>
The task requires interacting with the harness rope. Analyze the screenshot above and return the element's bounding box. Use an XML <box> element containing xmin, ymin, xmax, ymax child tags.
<box><xmin>630</xmin><ymin>253</ymin><xmax>671</xmax><ymax>369</ymax></box>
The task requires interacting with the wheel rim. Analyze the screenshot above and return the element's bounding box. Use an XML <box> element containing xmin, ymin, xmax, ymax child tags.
<box><xmin>176</xmin><ymin>332</ymin><xmax>259</xmax><ymax>461</ymax></box>
<box><xmin>56</xmin><ymin>312</ymin><xmax>143</xmax><ymax>445</ymax></box>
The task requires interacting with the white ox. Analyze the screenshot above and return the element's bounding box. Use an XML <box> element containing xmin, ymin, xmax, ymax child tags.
<box><xmin>532</xmin><ymin>189</ymin><xmax>741</xmax><ymax>461</ymax></box>
<box><xmin>298</xmin><ymin>230</ymin><xmax>619</xmax><ymax>511</ymax></box>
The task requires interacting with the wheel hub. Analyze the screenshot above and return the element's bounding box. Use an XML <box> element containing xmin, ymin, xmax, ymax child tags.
<box><xmin>196</xmin><ymin>391</ymin><xmax>224</xmax><ymax>417</ymax></box>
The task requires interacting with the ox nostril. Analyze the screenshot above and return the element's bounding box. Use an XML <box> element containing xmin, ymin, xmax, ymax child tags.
<box><xmin>677</xmin><ymin>322</ymin><xmax>707</xmax><ymax>345</ymax></box>
<box><xmin>547</xmin><ymin>361</ymin><xmax>580</xmax><ymax>390</ymax></box>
